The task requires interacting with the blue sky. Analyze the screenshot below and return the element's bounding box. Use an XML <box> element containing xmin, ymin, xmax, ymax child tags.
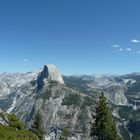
<box><xmin>0</xmin><ymin>0</ymin><xmax>140</xmax><ymax>75</ymax></box>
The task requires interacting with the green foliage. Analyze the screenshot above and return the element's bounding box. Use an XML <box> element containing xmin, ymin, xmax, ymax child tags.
<box><xmin>0</xmin><ymin>113</ymin><xmax>38</xmax><ymax>140</ymax></box>
<box><xmin>91</xmin><ymin>93</ymin><xmax>121</xmax><ymax>140</ymax></box>
<box><xmin>118</xmin><ymin>106</ymin><xmax>140</xmax><ymax>121</ymax></box>
<box><xmin>81</xmin><ymin>96</ymin><xmax>95</xmax><ymax>108</ymax></box>
<box><xmin>59</xmin><ymin>128</ymin><xmax>71</xmax><ymax>140</ymax></box>
<box><xmin>76</xmin><ymin>108</ymin><xmax>88</xmax><ymax>133</ymax></box>
<box><xmin>43</xmin><ymin>89</ymin><xmax>52</xmax><ymax>100</ymax></box>
<box><xmin>63</xmin><ymin>76</ymin><xmax>90</xmax><ymax>94</ymax></box>
<box><xmin>62</xmin><ymin>93</ymin><xmax>81</xmax><ymax>106</ymax></box>
<box><xmin>30</xmin><ymin>80</ymin><xmax>37</xmax><ymax>86</ymax></box>
<box><xmin>0</xmin><ymin>125</ymin><xmax>38</xmax><ymax>140</ymax></box>
<box><xmin>118</xmin><ymin>106</ymin><xmax>133</xmax><ymax>120</ymax></box>
<box><xmin>118</xmin><ymin>125</ymin><xmax>131</xmax><ymax>140</ymax></box>
<box><xmin>8</xmin><ymin>114</ymin><xmax>24</xmax><ymax>130</ymax></box>
<box><xmin>131</xmin><ymin>109</ymin><xmax>140</xmax><ymax>120</ymax></box>
<box><xmin>0</xmin><ymin>112</ymin><xmax>5</xmax><ymax>118</ymax></box>
<box><xmin>31</xmin><ymin>111</ymin><xmax>45</xmax><ymax>140</ymax></box>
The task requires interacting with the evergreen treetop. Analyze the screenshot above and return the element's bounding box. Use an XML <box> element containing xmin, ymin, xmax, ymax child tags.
<box><xmin>32</xmin><ymin>111</ymin><xmax>45</xmax><ymax>140</ymax></box>
<box><xmin>91</xmin><ymin>92</ymin><xmax>121</xmax><ymax>140</ymax></box>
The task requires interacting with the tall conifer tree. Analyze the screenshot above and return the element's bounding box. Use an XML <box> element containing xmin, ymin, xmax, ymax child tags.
<box><xmin>32</xmin><ymin>111</ymin><xmax>45</xmax><ymax>140</ymax></box>
<box><xmin>91</xmin><ymin>93</ymin><xmax>121</xmax><ymax>140</ymax></box>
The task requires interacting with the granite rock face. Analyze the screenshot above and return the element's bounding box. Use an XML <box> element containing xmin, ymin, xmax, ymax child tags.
<box><xmin>37</xmin><ymin>64</ymin><xmax>64</xmax><ymax>91</ymax></box>
<box><xmin>0</xmin><ymin>108</ymin><xmax>9</xmax><ymax>126</ymax></box>
<box><xmin>1</xmin><ymin>65</ymin><xmax>140</xmax><ymax>139</ymax></box>
<box><xmin>45</xmin><ymin>64</ymin><xmax>64</xmax><ymax>84</ymax></box>
<box><xmin>0</xmin><ymin>81</ymin><xmax>10</xmax><ymax>97</ymax></box>
<box><xmin>12</xmin><ymin>83</ymin><xmax>94</xmax><ymax>140</ymax></box>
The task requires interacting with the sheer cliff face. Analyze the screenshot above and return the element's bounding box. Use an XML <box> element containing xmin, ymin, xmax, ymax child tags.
<box><xmin>45</xmin><ymin>64</ymin><xmax>64</xmax><ymax>85</ymax></box>
<box><xmin>37</xmin><ymin>64</ymin><xmax>64</xmax><ymax>91</ymax></box>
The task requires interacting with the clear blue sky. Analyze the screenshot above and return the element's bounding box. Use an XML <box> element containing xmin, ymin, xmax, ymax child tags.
<box><xmin>0</xmin><ymin>0</ymin><xmax>140</xmax><ymax>75</ymax></box>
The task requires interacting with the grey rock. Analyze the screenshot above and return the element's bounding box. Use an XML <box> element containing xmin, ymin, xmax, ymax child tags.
<box><xmin>1</xmin><ymin>65</ymin><xmax>140</xmax><ymax>140</ymax></box>
<box><xmin>37</xmin><ymin>65</ymin><xmax>64</xmax><ymax>91</ymax></box>
<box><xmin>0</xmin><ymin>111</ymin><xmax>8</xmax><ymax>126</ymax></box>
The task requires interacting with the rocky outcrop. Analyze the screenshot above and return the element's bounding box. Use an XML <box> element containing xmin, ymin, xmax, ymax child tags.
<box><xmin>104</xmin><ymin>85</ymin><xmax>128</xmax><ymax>106</ymax></box>
<box><xmin>0</xmin><ymin>110</ymin><xmax>8</xmax><ymax>126</ymax></box>
<box><xmin>1</xmin><ymin>65</ymin><xmax>140</xmax><ymax>140</ymax></box>
<box><xmin>11</xmin><ymin>82</ymin><xmax>94</xmax><ymax>140</ymax></box>
<box><xmin>37</xmin><ymin>64</ymin><xmax>64</xmax><ymax>91</ymax></box>
<box><xmin>0</xmin><ymin>81</ymin><xmax>10</xmax><ymax>97</ymax></box>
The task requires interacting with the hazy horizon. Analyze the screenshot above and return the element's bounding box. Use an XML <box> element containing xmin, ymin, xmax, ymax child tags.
<box><xmin>0</xmin><ymin>64</ymin><xmax>140</xmax><ymax>76</ymax></box>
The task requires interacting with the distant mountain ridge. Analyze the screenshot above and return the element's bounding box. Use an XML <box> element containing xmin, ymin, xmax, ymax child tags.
<box><xmin>0</xmin><ymin>65</ymin><xmax>140</xmax><ymax>139</ymax></box>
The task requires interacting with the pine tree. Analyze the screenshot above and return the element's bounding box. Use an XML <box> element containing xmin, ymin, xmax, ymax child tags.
<box><xmin>32</xmin><ymin>111</ymin><xmax>45</xmax><ymax>140</ymax></box>
<box><xmin>91</xmin><ymin>93</ymin><xmax>121</xmax><ymax>140</ymax></box>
